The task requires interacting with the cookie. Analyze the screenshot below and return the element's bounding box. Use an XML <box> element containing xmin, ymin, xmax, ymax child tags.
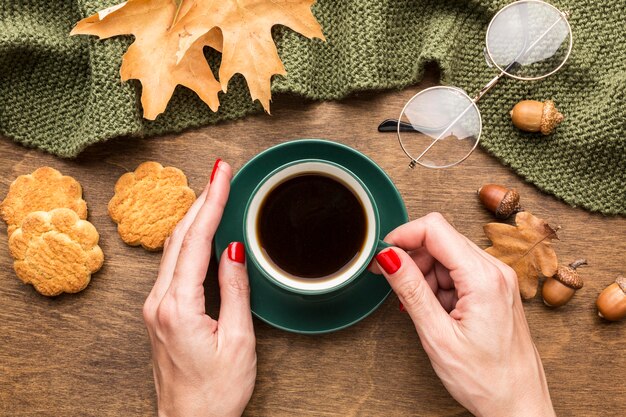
<box><xmin>1</xmin><ymin>167</ymin><xmax>88</xmax><ymax>236</ymax></box>
<box><xmin>8</xmin><ymin>208</ymin><xmax>104</xmax><ymax>296</ymax></box>
<box><xmin>108</xmin><ymin>161</ymin><xmax>196</xmax><ymax>251</ymax></box>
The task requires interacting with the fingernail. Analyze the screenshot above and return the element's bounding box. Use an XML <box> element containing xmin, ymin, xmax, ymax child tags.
<box><xmin>210</xmin><ymin>158</ymin><xmax>222</xmax><ymax>183</ymax></box>
<box><xmin>399</xmin><ymin>301</ymin><xmax>406</xmax><ymax>312</ymax></box>
<box><xmin>375</xmin><ymin>249</ymin><xmax>401</xmax><ymax>274</ymax></box>
<box><xmin>227</xmin><ymin>242</ymin><xmax>245</xmax><ymax>264</ymax></box>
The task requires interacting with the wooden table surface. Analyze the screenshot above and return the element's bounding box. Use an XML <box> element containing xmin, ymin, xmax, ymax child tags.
<box><xmin>1</xmin><ymin>71</ymin><xmax>625</xmax><ymax>417</ymax></box>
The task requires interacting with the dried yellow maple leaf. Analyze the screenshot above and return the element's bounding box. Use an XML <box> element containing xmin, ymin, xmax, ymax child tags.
<box><xmin>71</xmin><ymin>0</ymin><xmax>223</xmax><ymax>120</ymax></box>
<box><xmin>175</xmin><ymin>0</ymin><xmax>325</xmax><ymax>112</ymax></box>
<box><xmin>484</xmin><ymin>211</ymin><xmax>559</xmax><ymax>299</ymax></box>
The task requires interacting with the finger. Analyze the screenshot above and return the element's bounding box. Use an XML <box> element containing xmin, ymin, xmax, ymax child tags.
<box><xmin>434</xmin><ymin>261</ymin><xmax>454</xmax><ymax>290</ymax></box>
<box><xmin>412</xmin><ymin>266</ymin><xmax>456</xmax><ymax>310</ymax></box>
<box><xmin>371</xmin><ymin>247</ymin><xmax>449</xmax><ymax>296</ymax></box>
<box><xmin>423</xmin><ymin>271</ymin><xmax>438</xmax><ymax>294</ymax></box>
<box><xmin>370</xmin><ymin>247</ymin><xmax>435</xmax><ymax>275</ymax></box>
<box><xmin>384</xmin><ymin>213</ymin><xmax>490</xmax><ymax>291</ymax></box>
<box><xmin>406</xmin><ymin>251</ymin><xmax>454</xmax><ymax>292</ymax></box>
<box><xmin>148</xmin><ymin>183</ymin><xmax>210</xmax><ymax>306</ymax></box>
<box><xmin>217</xmin><ymin>243</ymin><xmax>255</xmax><ymax>338</ymax></box>
<box><xmin>375</xmin><ymin>247</ymin><xmax>451</xmax><ymax>339</ymax></box>
<box><xmin>436</xmin><ymin>289</ymin><xmax>458</xmax><ymax>313</ymax></box>
<box><xmin>420</xmin><ymin>262</ymin><xmax>455</xmax><ymax>294</ymax></box>
<box><xmin>462</xmin><ymin>235</ymin><xmax>519</xmax><ymax>293</ymax></box>
<box><xmin>167</xmin><ymin>161</ymin><xmax>233</xmax><ymax>309</ymax></box>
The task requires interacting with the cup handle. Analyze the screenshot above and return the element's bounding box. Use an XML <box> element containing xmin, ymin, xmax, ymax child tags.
<box><xmin>375</xmin><ymin>240</ymin><xmax>393</xmax><ymax>252</ymax></box>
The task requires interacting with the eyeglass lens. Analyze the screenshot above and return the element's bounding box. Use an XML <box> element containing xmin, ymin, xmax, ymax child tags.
<box><xmin>398</xmin><ymin>87</ymin><xmax>481</xmax><ymax>169</ymax></box>
<box><xmin>486</xmin><ymin>0</ymin><xmax>571</xmax><ymax>80</ymax></box>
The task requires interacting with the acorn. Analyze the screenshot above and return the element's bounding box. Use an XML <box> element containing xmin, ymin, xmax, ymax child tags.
<box><xmin>596</xmin><ymin>276</ymin><xmax>626</xmax><ymax>321</ymax></box>
<box><xmin>478</xmin><ymin>184</ymin><xmax>521</xmax><ymax>219</ymax></box>
<box><xmin>510</xmin><ymin>99</ymin><xmax>564</xmax><ymax>135</ymax></box>
<box><xmin>542</xmin><ymin>259</ymin><xmax>586</xmax><ymax>307</ymax></box>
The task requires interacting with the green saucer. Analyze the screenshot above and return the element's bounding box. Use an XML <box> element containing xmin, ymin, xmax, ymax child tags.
<box><xmin>215</xmin><ymin>139</ymin><xmax>408</xmax><ymax>334</ymax></box>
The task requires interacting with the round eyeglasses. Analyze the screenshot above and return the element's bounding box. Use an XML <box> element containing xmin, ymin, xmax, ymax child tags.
<box><xmin>378</xmin><ymin>0</ymin><xmax>572</xmax><ymax>169</ymax></box>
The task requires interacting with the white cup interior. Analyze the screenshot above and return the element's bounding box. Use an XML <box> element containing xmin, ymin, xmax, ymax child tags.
<box><xmin>245</xmin><ymin>161</ymin><xmax>377</xmax><ymax>293</ymax></box>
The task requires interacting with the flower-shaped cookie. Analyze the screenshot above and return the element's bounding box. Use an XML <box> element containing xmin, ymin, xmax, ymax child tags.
<box><xmin>9</xmin><ymin>208</ymin><xmax>104</xmax><ymax>296</ymax></box>
<box><xmin>108</xmin><ymin>162</ymin><xmax>196</xmax><ymax>251</ymax></box>
<box><xmin>1</xmin><ymin>167</ymin><xmax>88</xmax><ymax>236</ymax></box>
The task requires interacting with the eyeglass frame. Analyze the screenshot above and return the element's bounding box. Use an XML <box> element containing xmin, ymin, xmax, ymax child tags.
<box><xmin>378</xmin><ymin>0</ymin><xmax>573</xmax><ymax>169</ymax></box>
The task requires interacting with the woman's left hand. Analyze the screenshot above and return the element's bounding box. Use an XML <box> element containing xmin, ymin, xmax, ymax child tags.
<box><xmin>142</xmin><ymin>160</ymin><xmax>257</xmax><ymax>417</ymax></box>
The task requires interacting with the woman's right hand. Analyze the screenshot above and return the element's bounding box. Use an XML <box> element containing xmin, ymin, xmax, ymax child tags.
<box><xmin>372</xmin><ymin>213</ymin><xmax>555</xmax><ymax>417</ymax></box>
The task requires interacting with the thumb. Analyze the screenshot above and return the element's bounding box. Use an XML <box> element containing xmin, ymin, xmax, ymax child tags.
<box><xmin>375</xmin><ymin>247</ymin><xmax>451</xmax><ymax>337</ymax></box>
<box><xmin>217</xmin><ymin>242</ymin><xmax>254</xmax><ymax>337</ymax></box>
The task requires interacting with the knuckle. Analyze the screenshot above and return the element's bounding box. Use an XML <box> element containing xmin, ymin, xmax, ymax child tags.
<box><xmin>180</xmin><ymin>226</ymin><xmax>210</xmax><ymax>252</ymax></box>
<box><xmin>481</xmin><ymin>264</ymin><xmax>512</xmax><ymax>295</ymax></box>
<box><xmin>486</xmin><ymin>250</ymin><xmax>511</xmax><ymax>273</ymax></box>
<box><xmin>169</xmin><ymin>224</ymin><xmax>184</xmax><ymax>241</ymax></box>
<box><xmin>229</xmin><ymin>329</ymin><xmax>246</xmax><ymax>344</ymax></box>
<box><xmin>483</xmin><ymin>262</ymin><xmax>500</xmax><ymax>280</ymax></box>
<box><xmin>225</xmin><ymin>274</ymin><xmax>250</xmax><ymax>295</ymax></box>
<box><xmin>397</xmin><ymin>280</ymin><xmax>426</xmax><ymax>308</ymax></box>
<box><xmin>502</xmin><ymin>265</ymin><xmax>518</xmax><ymax>288</ymax></box>
<box><xmin>424</xmin><ymin>212</ymin><xmax>446</xmax><ymax>225</ymax></box>
<box><xmin>155</xmin><ymin>297</ymin><xmax>177</xmax><ymax>329</ymax></box>
<box><xmin>207</xmin><ymin>196</ymin><xmax>227</xmax><ymax>213</ymax></box>
<box><xmin>142</xmin><ymin>298</ymin><xmax>155</xmax><ymax>325</ymax></box>
<box><xmin>502</xmin><ymin>274</ymin><xmax>519</xmax><ymax>301</ymax></box>
<box><xmin>229</xmin><ymin>329</ymin><xmax>255</xmax><ymax>349</ymax></box>
<box><xmin>494</xmin><ymin>271</ymin><xmax>509</xmax><ymax>293</ymax></box>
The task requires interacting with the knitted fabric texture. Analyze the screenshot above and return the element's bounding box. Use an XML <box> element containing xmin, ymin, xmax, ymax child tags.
<box><xmin>0</xmin><ymin>0</ymin><xmax>624</xmax><ymax>215</ymax></box>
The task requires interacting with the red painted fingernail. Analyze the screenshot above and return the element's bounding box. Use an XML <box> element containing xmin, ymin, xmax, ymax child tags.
<box><xmin>375</xmin><ymin>249</ymin><xmax>401</xmax><ymax>274</ymax></box>
<box><xmin>399</xmin><ymin>302</ymin><xmax>406</xmax><ymax>312</ymax></box>
<box><xmin>227</xmin><ymin>242</ymin><xmax>245</xmax><ymax>264</ymax></box>
<box><xmin>210</xmin><ymin>158</ymin><xmax>222</xmax><ymax>183</ymax></box>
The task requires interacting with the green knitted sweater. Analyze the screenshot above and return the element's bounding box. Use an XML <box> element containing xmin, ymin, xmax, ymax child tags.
<box><xmin>0</xmin><ymin>0</ymin><xmax>624</xmax><ymax>215</ymax></box>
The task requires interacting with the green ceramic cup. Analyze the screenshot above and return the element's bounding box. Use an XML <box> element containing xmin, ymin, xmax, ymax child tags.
<box><xmin>243</xmin><ymin>159</ymin><xmax>391</xmax><ymax>296</ymax></box>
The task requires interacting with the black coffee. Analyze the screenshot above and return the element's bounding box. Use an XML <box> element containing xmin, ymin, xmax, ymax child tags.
<box><xmin>257</xmin><ymin>174</ymin><xmax>367</xmax><ymax>278</ymax></box>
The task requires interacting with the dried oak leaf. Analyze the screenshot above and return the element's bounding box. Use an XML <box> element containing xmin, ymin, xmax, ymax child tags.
<box><xmin>484</xmin><ymin>211</ymin><xmax>559</xmax><ymax>299</ymax></box>
<box><xmin>175</xmin><ymin>0</ymin><xmax>325</xmax><ymax>112</ymax></box>
<box><xmin>71</xmin><ymin>0</ymin><xmax>223</xmax><ymax>120</ymax></box>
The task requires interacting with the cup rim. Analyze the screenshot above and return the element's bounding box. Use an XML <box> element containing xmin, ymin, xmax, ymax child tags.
<box><xmin>243</xmin><ymin>158</ymin><xmax>380</xmax><ymax>295</ymax></box>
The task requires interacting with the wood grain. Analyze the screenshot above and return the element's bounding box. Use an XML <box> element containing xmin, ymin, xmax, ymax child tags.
<box><xmin>1</xmin><ymin>70</ymin><xmax>625</xmax><ymax>417</ymax></box>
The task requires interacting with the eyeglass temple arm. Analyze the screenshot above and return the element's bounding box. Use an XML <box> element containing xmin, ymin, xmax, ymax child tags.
<box><xmin>378</xmin><ymin>119</ymin><xmax>442</xmax><ymax>133</ymax></box>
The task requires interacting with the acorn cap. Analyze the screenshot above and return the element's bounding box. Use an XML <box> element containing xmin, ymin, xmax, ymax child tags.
<box><xmin>540</xmin><ymin>100</ymin><xmax>564</xmax><ymax>135</ymax></box>
<box><xmin>615</xmin><ymin>276</ymin><xmax>626</xmax><ymax>293</ymax></box>
<box><xmin>554</xmin><ymin>265</ymin><xmax>584</xmax><ymax>290</ymax></box>
<box><xmin>496</xmin><ymin>189</ymin><xmax>521</xmax><ymax>218</ymax></box>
